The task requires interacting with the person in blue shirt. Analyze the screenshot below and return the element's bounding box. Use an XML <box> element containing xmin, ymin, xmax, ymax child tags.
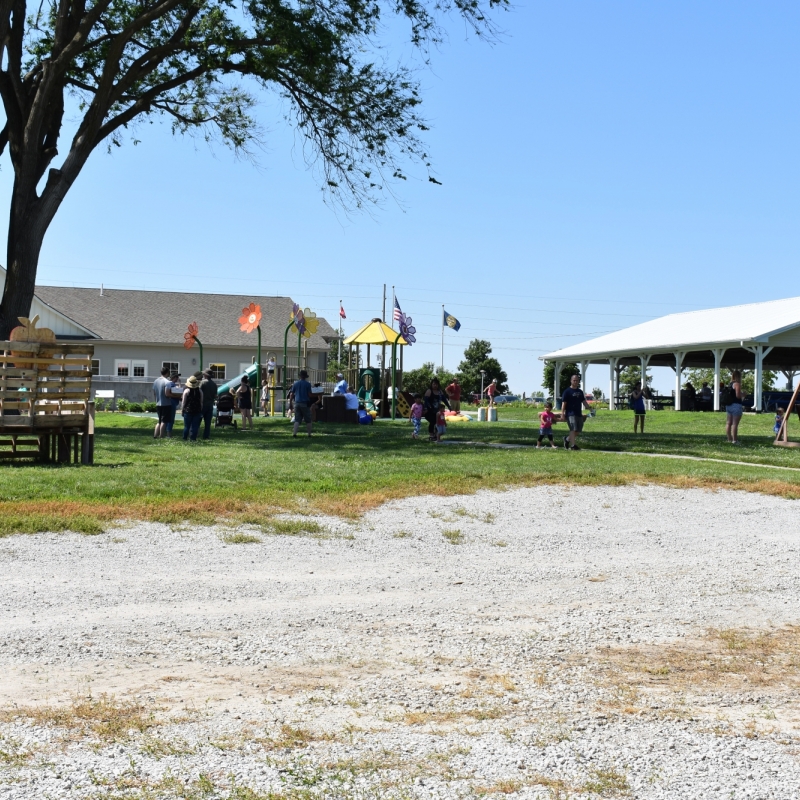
<box><xmin>333</xmin><ymin>373</ymin><xmax>348</xmax><ymax>395</ymax></box>
<box><xmin>290</xmin><ymin>370</ymin><xmax>314</xmax><ymax>437</ymax></box>
<box><xmin>630</xmin><ymin>382</ymin><xmax>647</xmax><ymax>433</ymax></box>
<box><xmin>561</xmin><ymin>374</ymin><xmax>591</xmax><ymax>450</ymax></box>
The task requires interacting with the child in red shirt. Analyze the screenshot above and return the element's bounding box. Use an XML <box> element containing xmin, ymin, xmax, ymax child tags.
<box><xmin>435</xmin><ymin>406</ymin><xmax>447</xmax><ymax>442</ymax></box>
<box><xmin>537</xmin><ymin>401</ymin><xmax>558</xmax><ymax>449</ymax></box>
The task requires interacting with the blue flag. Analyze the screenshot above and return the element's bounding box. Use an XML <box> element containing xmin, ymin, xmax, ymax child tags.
<box><xmin>443</xmin><ymin>309</ymin><xmax>461</xmax><ymax>332</ymax></box>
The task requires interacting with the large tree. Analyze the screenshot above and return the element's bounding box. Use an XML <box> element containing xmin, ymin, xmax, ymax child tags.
<box><xmin>0</xmin><ymin>0</ymin><xmax>504</xmax><ymax>337</ymax></box>
<box><xmin>456</xmin><ymin>338</ymin><xmax>506</xmax><ymax>395</ymax></box>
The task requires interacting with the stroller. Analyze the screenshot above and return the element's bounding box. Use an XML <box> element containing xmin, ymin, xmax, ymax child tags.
<box><xmin>215</xmin><ymin>391</ymin><xmax>238</xmax><ymax>430</ymax></box>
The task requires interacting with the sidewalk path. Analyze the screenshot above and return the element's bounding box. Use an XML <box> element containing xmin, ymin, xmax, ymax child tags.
<box><xmin>437</xmin><ymin>439</ymin><xmax>800</xmax><ymax>473</ymax></box>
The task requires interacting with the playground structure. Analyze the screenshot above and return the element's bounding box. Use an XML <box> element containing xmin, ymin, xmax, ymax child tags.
<box><xmin>187</xmin><ymin>304</ymin><xmax>414</xmax><ymax>421</ymax></box>
<box><xmin>0</xmin><ymin>338</ymin><xmax>95</xmax><ymax>463</ymax></box>
<box><xmin>344</xmin><ymin>318</ymin><xmax>410</xmax><ymax>419</ymax></box>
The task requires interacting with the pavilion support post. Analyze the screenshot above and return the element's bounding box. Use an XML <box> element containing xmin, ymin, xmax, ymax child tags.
<box><xmin>640</xmin><ymin>354</ymin><xmax>651</xmax><ymax>406</ymax></box>
<box><xmin>608</xmin><ymin>358</ymin><xmax>618</xmax><ymax>410</ymax></box>
<box><xmin>580</xmin><ymin>361</ymin><xmax>589</xmax><ymax>394</ymax></box>
<box><xmin>753</xmin><ymin>346</ymin><xmax>773</xmax><ymax>413</ymax></box>
<box><xmin>713</xmin><ymin>348</ymin><xmax>726</xmax><ymax>411</ymax></box>
<box><xmin>674</xmin><ymin>351</ymin><xmax>684</xmax><ymax>411</ymax></box>
<box><xmin>554</xmin><ymin>362</ymin><xmax>561</xmax><ymax>410</ymax></box>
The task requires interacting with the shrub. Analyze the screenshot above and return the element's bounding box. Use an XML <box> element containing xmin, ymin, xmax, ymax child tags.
<box><xmin>143</xmin><ymin>401</ymin><xmax>157</xmax><ymax>413</ymax></box>
<box><xmin>116</xmin><ymin>398</ymin><xmax>130</xmax><ymax>412</ymax></box>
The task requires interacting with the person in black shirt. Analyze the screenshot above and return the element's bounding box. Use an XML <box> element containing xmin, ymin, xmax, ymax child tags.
<box><xmin>561</xmin><ymin>374</ymin><xmax>591</xmax><ymax>450</ymax></box>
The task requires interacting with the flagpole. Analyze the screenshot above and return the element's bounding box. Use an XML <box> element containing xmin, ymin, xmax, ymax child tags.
<box><xmin>338</xmin><ymin>299</ymin><xmax>342</xmax><ymax>363</ymax></box>
<box><xmin>441</xmin><ymin>304</ymin><xmax>444</xmax><ymax>371</ymax></box>
<box><xmin>391</xmin><ymin>286</ymin><xmax>395</xmax><ymax>330</ymax></box>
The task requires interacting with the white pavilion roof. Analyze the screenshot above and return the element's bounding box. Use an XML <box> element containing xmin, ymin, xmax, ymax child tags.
<box><xmin>541</xmin><ymin>296</ymin><xmax>800</xmax><ymax>361</ymax></box>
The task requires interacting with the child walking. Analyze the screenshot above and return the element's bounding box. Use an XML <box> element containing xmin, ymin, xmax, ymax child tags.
<box><xmin>435</xmin><ymin>405</ymin><xmax>447</xmax><ymax>442</ymax></box>
<box><xmin>537</xmin><ymin>401</ymin><xmax>558</xmax><ymax>448</ymax></box>
<box><xmin>775</xmin><ymin>407</ymin><xmax>786</xmax><ymax>437</ymax></box>
<box><xmin>410</xmin><ymin>395</ymin><xmax>424</xmax><ymax>439</ymax></box>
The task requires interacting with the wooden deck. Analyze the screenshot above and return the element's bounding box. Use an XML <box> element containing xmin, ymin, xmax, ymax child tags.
<box><xmin>0</xmin><ymin>340</ymin><xmax>95</xmax><ymax>463</ymax></box>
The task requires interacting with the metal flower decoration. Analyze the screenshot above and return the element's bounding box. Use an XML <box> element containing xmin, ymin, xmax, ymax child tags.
<box><xmin>289</xmin><ymin>305</ymin><xmax>319</xmax><ymax>338</ymax></box>
<box><xmin>398</xmin><ymin>312</ymin><xmax>416</xmax><ymax>346</ymax></box>
<box><xmin>239</xmin><ymin>302</ymin><xmax>262</xmax><ymax>334</ymax></box>
<box><xmin>183</xmin><ymin>321</ymin><xmax>198</xmax><ymax>349</ymax></box>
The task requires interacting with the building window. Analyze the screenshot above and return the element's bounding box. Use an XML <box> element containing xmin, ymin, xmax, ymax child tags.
<box><xmin>115</xmin><ymin>359</ymin><xmax>130</xmax><ymax>377</ymax></box>
<box><xmin>209</xmin><ymin>363</ymin><xmax>226</xmax><ymax>380</ymax></box>
<box><xmin>91</xmin><ymin>359</ymin><xmax>100</xmax><ymax>376</ymax></box>
<box><xmin>162</xmin><ymin>361</ymin><xmax>179</xmax><ymax>375</ymax></box>
<box><xmin>133</xmin><ymin>360</ymin><xmax>147</xmax><ymax>378</ymax></box>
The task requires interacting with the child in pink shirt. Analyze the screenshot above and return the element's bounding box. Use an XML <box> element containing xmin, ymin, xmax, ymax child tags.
<box><xmin>537</xmin><ymin>401</ymin><xmax>558</xmax><ymax>449</ymax></box>
<box><xmin>410</xmin><ymin>395</ymin><xmax>424</xmax><ymax>439</ymax></box>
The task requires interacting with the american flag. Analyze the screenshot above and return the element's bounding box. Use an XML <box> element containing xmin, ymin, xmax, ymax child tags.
<box><xmin>339</xmin><ymin>303</ymin><xmax>346</xmax><ymax>319</ymax></box>
<box><xmin>392</xmin><ymin>297</ymin><xmax>402</xmax><ymax>322</ymax></box>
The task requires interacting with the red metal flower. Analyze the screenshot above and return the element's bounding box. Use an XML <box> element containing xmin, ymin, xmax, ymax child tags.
<box><xmin>183</xmin><ymin>321</ymin><xmax>198</xmax><ymax>349</ymax></box>
<box><xmin>238</xmin><ymin>302</ymin><xmax>262</xmax><ymax>334</ymax></box>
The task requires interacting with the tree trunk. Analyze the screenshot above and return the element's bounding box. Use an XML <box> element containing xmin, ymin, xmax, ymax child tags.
<box><xmin>0</xmin><ymin>182</ymin><xmax>53</xmax><ymax>339</ymax></box>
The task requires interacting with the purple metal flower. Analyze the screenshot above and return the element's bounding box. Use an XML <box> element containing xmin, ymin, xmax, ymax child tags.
<box><xmin>398</xmin><ymin>313</ymin><xmax>416</xmax><ymax>346</ymax></box>
<box><xmin>292</xmin><ymin>303</ymin><xmax>306</xmax><ymax>335</ymax></box>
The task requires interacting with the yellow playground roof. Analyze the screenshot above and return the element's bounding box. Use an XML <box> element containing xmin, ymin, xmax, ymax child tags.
<box><xmin>344</xmin><ymin>319</ymin><xmax>409</xmax><ymax>346</ymax></box>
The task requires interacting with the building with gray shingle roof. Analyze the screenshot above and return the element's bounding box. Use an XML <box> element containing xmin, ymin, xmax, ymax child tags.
<box><xmin>22</xmin><ymin>279</ymin><xmax>339</xmax><ymax>401</ymax></box>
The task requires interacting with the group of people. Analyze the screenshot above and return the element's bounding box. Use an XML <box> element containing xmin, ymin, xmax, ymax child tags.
<box><xmin>409</xmin><ymin>378</ymin><xmax>451</xmax><ymax>442</ymax></box>
<box><xmin>151</xmin><ymin>368</ymin><xmax>259</xmax><ymax>441</ymax></box>
<box><xmin>152</xmin><ymin>367</ymin><xmax>220</xmax><ymax>441</ymax></box>
<box><xmin>545</xmin><ymin>370</ymin><xmax>756</xmax><ymax>448</ymax></box>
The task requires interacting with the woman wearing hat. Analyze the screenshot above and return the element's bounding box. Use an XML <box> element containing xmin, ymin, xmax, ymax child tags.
<box><xmin>181</xmin><ymin>375</ymin><xmax>204</xmax><ymax>441</ymax></box>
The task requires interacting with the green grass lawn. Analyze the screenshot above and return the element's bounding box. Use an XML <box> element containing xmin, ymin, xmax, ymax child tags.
<box><xmin>1</xmin><ymin>408</ymin><xmax>798</xmax><ymax>534</ymax></box>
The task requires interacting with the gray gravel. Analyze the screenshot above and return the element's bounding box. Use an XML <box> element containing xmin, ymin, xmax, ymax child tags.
<box><xmin>1</xmin><ymin>485</ymin><xmax>800</xmax><ymax>798</ymax></box>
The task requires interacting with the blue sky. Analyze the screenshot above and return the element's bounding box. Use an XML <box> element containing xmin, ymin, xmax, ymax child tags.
<box><xmin>6</xmin><ymin>1</ymin><xmax>799</xmax><ymax>393</ymax></box>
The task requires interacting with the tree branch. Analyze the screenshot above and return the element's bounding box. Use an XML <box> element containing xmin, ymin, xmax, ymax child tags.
<box><xmin>93</xmin><ymin>64</ymin><xmax>207</xmax><ymax>145</ymax></box>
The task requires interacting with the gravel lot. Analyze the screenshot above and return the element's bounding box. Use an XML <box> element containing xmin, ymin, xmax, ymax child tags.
<box><xmin>1</xmin><ymin>485</ymin><xmax>800</xmax><ymax>799</ymax></box>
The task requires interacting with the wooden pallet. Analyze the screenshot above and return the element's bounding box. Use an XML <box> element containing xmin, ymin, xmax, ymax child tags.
<box><xmin>0</xmin><ymin>341</ymin><xmax>95</xmax><ymax>463</ymax></box>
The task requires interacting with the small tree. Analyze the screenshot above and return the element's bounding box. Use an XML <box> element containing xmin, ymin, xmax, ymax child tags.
<box><xmin>326</xmin><ymin>353</ymin><xmax>349</xmax><ymax>383</ymax></box>
<box><xmin>457</xmin><ymin>339</ymin><xmax>507</xmax><ymax>396</ymax></box>
<box><xmin>541</xmin><ymin>362</ymin><xmax>579</xmax><ymax>398</ymax></box>
<box><xmin>591</xmin><ymin>387</ymin><xmax>604</xmax><ymax>400</ymax></box>
<box><xmin>403</xmin><ymin>362</ymin><xmax>454</xmax><ymax>397</ymax></box>
<box><xmin>619</xmin><ymin>365</ymin><xmax>653</xmax><ymax>396</ymax></box>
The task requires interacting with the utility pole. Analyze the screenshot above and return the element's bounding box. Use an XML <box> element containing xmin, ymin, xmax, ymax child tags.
<box><xmin>381</xmin><ymin>284</ymin><xmax>387</xmax><ymax>407</ymax></box>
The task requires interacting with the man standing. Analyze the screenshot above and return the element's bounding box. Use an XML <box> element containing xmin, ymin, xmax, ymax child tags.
<box><xmin>446</xmin><ymin>378</ymin><xmax>462</xmax><ymax>413</ymax></box>
<box><xmin>200</xmin><ymin>370</ymin><xmax>218</xmax><ymax>440</ymax></box>
<box><xmin>561</xmin><ymin>374</ymin><xmax>591</xmax><ymax>450</ymax></box>
<box><xmin>152</xmin><ymin>366</ymin><xmax>171</xmax><ymax>439</ymax></box>
<box><xmin>290</xmin><ymin>369</ymin><xmax>314</xmax><ymax>438</ymax></box>
<box><xmin>165</xmin><ymin>372</ymin><xmax>182</xmax><ymax>437</ymax></box>
<box><xmin>334</xmin><ymin>373</ymin><xmax>348</xmax><ymax>395</ymax></box>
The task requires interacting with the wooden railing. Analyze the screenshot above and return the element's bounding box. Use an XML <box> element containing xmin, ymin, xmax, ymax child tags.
<box><xmin>0</xmin><ymin>341</ymin><xmax>95</xmax><ymax>463</ymax></box>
